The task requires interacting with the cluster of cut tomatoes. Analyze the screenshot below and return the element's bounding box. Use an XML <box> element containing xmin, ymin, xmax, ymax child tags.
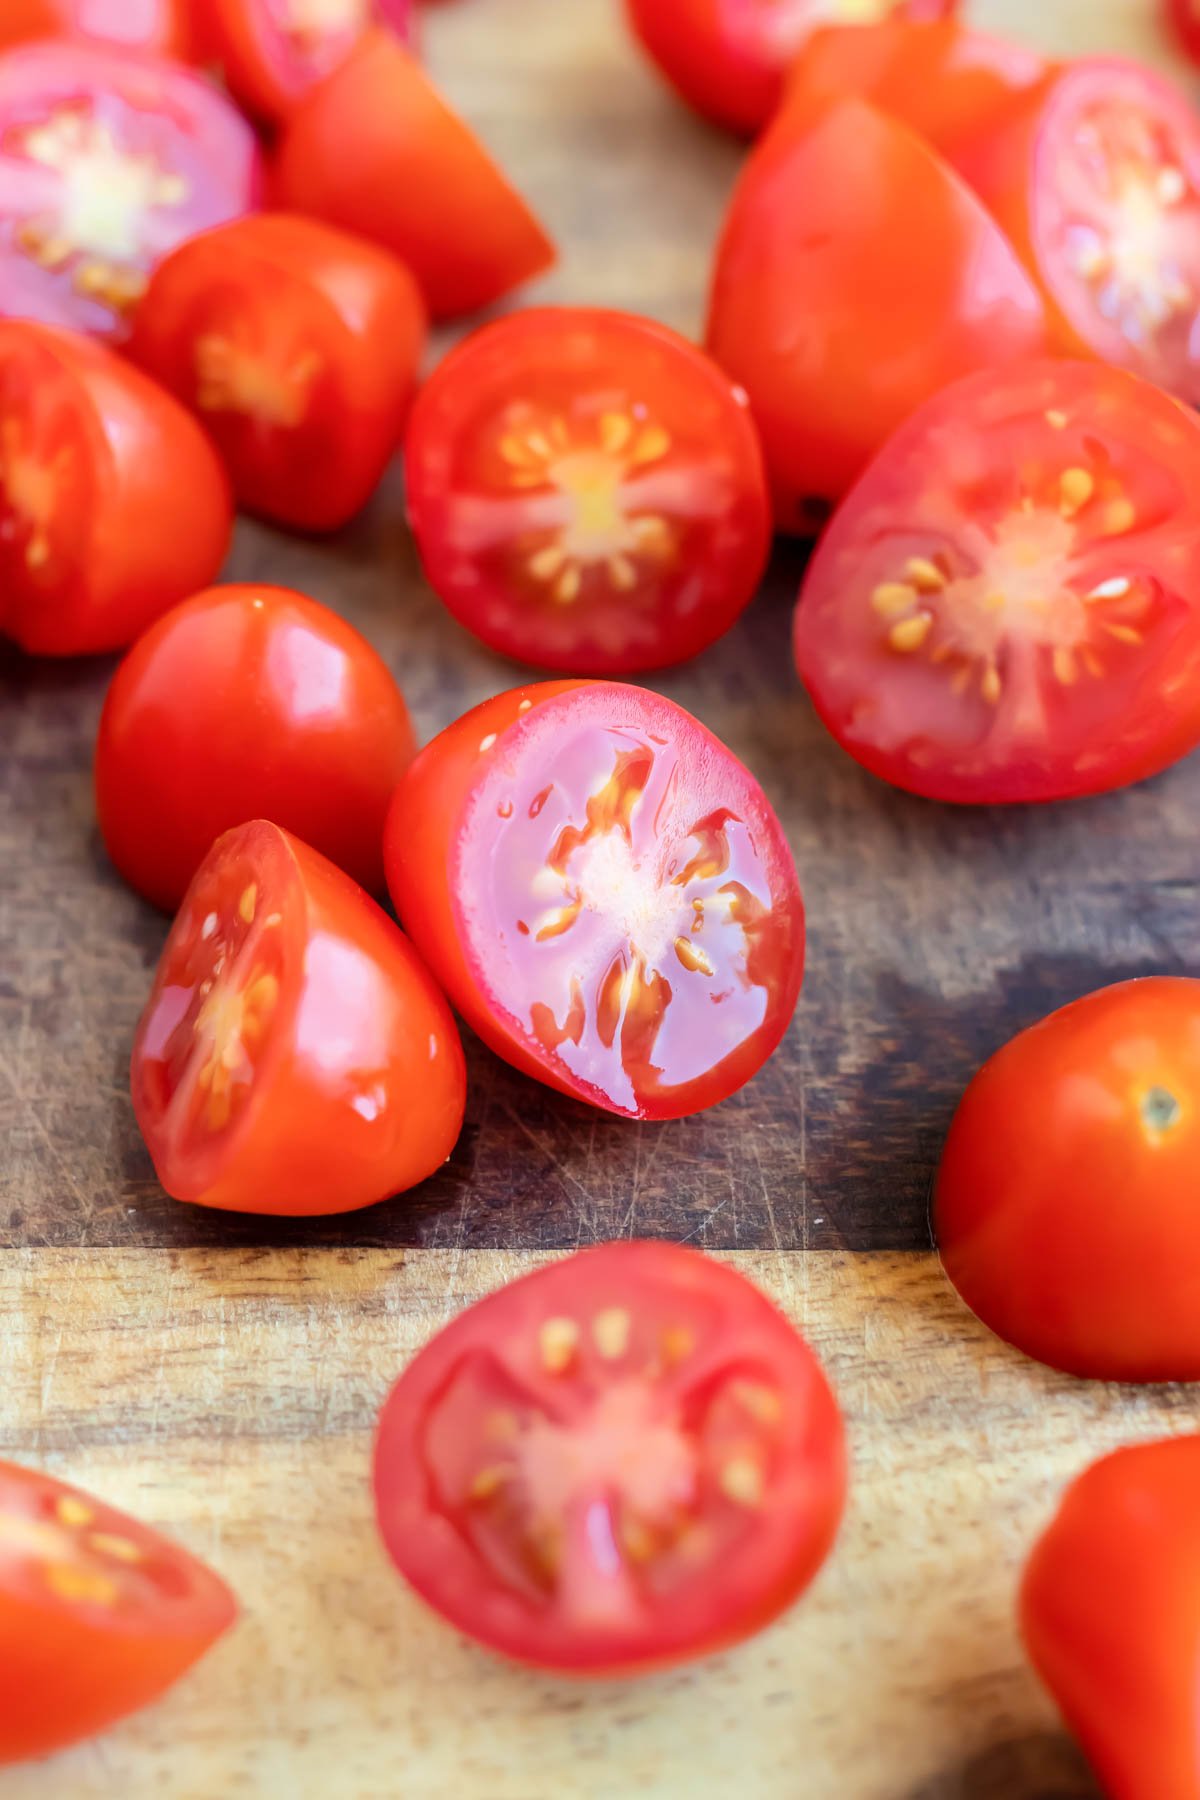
<box><xmin>3</xmin><ymin>0</ymin><xmax>1200</xmax><ymax>1786</ymax></box>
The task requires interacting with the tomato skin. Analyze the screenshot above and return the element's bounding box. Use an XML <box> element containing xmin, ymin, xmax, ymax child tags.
<box><xmin>404</xmin><ymin>307</ymin><xmax>772</xmax><ymax>675</ymax></box>
<box><xmin>0</xmin><ymin>322</ymin><xmax>232</xmax><ymax>658</ymax></box>
<box><xmin>374</xmin><ymin>1240</ymin><xmax>846</xmax><ymax>1676</ymax></box>
<box><xmin>1168</xmin><ymin>0</ymin><xmax>1200</xmax><ymax>62</ymax></box>
<box><xmin>781</xmin><ymin>20</ymin><xmax>1047</xmax><ymax>161</ymax></box>
<box><xmin>935</xmin><ymin>979</ymin><xmax>1200</xmax><ymax>1382</ymax></box>
<box><xmin>625</xmin><ymin>0</ymin><xmax>957</xmax><ymax>137</ymax></box>
<box><xmin>132</xmin><ymin>820</ymin><xmax>466</xmax><ymax>1217</ymax></box>
<box><xmin>129</xmin><ymin>214</ymin><xmax>426</xmax><ymax>533</ymax></box>
<box><xmin>208</xmin><ymin>0</ymin><xmax>413</xmax><ymax>123</ymax></box>
<box><xmin>0</xmin><ymin>0</ymin><xmax>193</xmax><ymax>57</ymax></box>
<box><xmin>1021</xmin><ymin>1436</ymin><xmax>1200</xmax><ymax>1800</ymax></box>
<box><xmin>274</xmin><ymin>28</ymin><xmax>555</xmax><ymax>320</ymax></box>
<box><xmin>0</xmin><ymin>1459</ymin><xmax>235</xmax><ymax>1765</ymax></box>
<box><xmin>385</xmin><ymin>680</ymin><xmax>805</xmax><ymax>1121</ymax></box>
<box><xmin>96</xmin><ymin>584</ymin><xmax>416</xmax><ymax>911</ymax></box>
<box><xmin>705</xmin><ymin>97</ymin><xmax>1049</xmax><ymax>527</ymax></box>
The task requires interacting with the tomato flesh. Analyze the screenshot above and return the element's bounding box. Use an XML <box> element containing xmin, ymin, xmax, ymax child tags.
<box><xmin>405</xmin><ymin>308</ymin><xmax>771</xmax><ymax>674</ymax></box>
<box><xmin>794</xmin><ymin>359</ymin><xmax>1200</xmax><ymax>804</ymax></box>
<box><xmin>208</xmin><ymin>0</ymin><xmax>413</xmax><ymax>123</ymax></box>
<box><xmin>0</xmin><ymin>41</ymin><xmax>262</xmax><ymax>342</ymax></box>
<box><xmin>386</xmin><ymin>682</ymin><xmax>805</xmax><ymax>1120</ymax></box>
<box><xmin>374</xmin><ymin>1241</ymin><xmax>846</xmax><ymax>1674</ymax></box>
<box><xmin>1021</xmin><ymin>1437</ymin><xmax>1200</xmax><ymax>1800</ymax></box>
<box><xmin>1168</xmin><ymin>0</ymin><xmax>1200</xmax><ymax>63</ymax></box>
<box><xmin>0</xmin><ymin>327</ymin><xmax>94</xmax><ymax>634</ymax></box>
<box><xmin>625</xmin><ymin>0</ymin><xmax>957</xmax><ymax>136</ymax></box>
<box><xmin>0</xmin><ymin>0</ymin><xmax>193</xmax><ymax>57</ymax></box>
<box><xmin>132</xmin><ymin>820</ymin><xmax>466</xmax><ymax>1216</ymax></box>
<box><xmin>0</xmin><ymin>1459</ymin><xmax>235</xmax><ymax>1765</ymax></box>
<box><xmin>953</xmin><ymin>60</ymin><xmax>1200</xmax><ymax>406</ymax></box>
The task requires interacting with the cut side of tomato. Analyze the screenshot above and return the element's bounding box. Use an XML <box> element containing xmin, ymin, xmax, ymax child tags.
<box><xmin>130</xmin><ymin>213</ymin><xmax>426</xmax><ymax>532</ymax></box>
<box><xmin>705</xmin><ymin>96</ymin><xmax>1049</xmax><ymax>526</ymax></box>
<box><xmin>0</xmin><ymin>40</ymin><xmax>262</xmax><ymax>342</ymax></box>
<box><xmin>794</xmin><ymin>359</ymin><xmax>1200</xmax><ymax>803</ymax></box>
<box><xmin>275</xmin><ymin>29</ymin><xmax>555</xmax><ymax>320</ymax></box>
<box><xmin>0</xmin><ymin>1459</ymin><xmax>235</xmax><ymax>1765</ymax></box>
<box><xmin>207</xmin><ymin>0</ymin><xmax>413</xmax><ymax>124</ymax></box>
<box><xmin>132</xmin><ymin>819</ymin><xmax>466</xmax><ymax>1215</ymax></box>
<box><xmin>0</xmin><ymin>320</ymin><xmax>232</xmax><ymax>657</ymax></box>
<box><xmin>405</xmin><ymin>308</ymin><xmax>771</xmax><ymax>674</ymax></box>
<box><xmin>625</xmin><ymin>0</ymin><xmax>957</xmax><ymax>136</ymax></box>
<box><xmin>952</xmin><ymin>59</ymin><xmax>1200</xmax><ymax>405</ymax></box>
<box><xmin>0</xmin><ymin>0</ymin><xmax>194</xmax><ymax>57</ymax></box>
<box><xmin>374</xmin><ymin>1241</ymin><xmax>846</xmax><ymax>1675</ymax></box>
<box><xmin>385</xmin><ymin>681</ymin><xmax>805</xmax><ymax>1120</ymax></box>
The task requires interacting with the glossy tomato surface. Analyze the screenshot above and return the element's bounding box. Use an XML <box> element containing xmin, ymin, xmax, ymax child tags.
<box><xmin>96</xmin><ymin>585</ymin><xmax>416</xmax><ymax>910</ymax></box>
<box><xmin>405</xmin><ymin>308</ymin><xmax>771</xmax><ymax>675</ymax></box>
<box><xmin>275</xmin><ymin>28</ymin><xmax>554</xmax><ymax>320</ymax></box>
<box><xmin>208</xmin><ymin>0</ymin><xmax>412</xmax><ymax>122</ymax></box>
<box><xmin>1168</xmin><ymin>0</ymin><xmax>1200</xmax><ymax>62</ymax></box>
<box><xmin>0</xmin><ymin>41</ymin><xmax>261</xmax><ymax>344</ymax></box>
<box><xmin>130</xmin><ymin>214</ymin><xmax>426</xmax><ymax>532</ymax></box>
<box><xmin>625</xmin><ymin>0</ymin><xmax>956</xmax><ymax>136</ymax></box>
<box><xmin>0</xmin><ymin>0</ymin><xmax>194</xmax><ymax>57</ymax></box>
<box><xmin>132</xmin><ymin>820</ymin><xmax>465</xmax><ymax>1216</ymax></box>
<box><xmin>0</xmin><ymin>321</ymin><xmax>231</xmax><ymax>657</ymax></box>
<box><xmin>1022</xmin><ymin>1436</ymin><xmax>1200</xmax><ymax>1800</ymax></box>
<box><xmin>781</xmin><ymin>19</ymin><xmax>1047</xmax><ymax>160</ymax></box>
<box><xmin>952</xmin><ymin>59</ymin><xmax>1200</xmax><ymax>406</ymax></box>
<box><xmin>0</xmin><ymin>1458</ymin><xmax>235</xmax><ymax>1765</ymax></box>
<box><xmin>935</xmin><ymin>979</ymin><xmax>1200</xmax><ymax>1381</ymax></box>
<box><xmin>794</xmin><ymin>360</ymin><xmax>1200</xmax><ymax>804</ymax></box>
<box><xmin>374</xmin><ymin>1241</ymin><xmax>846</xmax><ymax>1675</ymax></box>
<box><xmin>706</xmin><ymin>96</ymin><xmax>1048</xmax><ymax>526</ymax></box>
<box><xmin>385</xmin><ymin>681</ymin><xmax>805</xmax><ymax>1120</ymax></box>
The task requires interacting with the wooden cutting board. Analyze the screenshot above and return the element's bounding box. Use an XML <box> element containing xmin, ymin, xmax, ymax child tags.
<box><xmin>1</xmin><ymin>1</ymin><xmax>1195</xmax><ymax>1794</ymax></box>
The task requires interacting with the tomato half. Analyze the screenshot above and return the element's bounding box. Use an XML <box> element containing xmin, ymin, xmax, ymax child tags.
<box><xmin>1021</xmin><ymin>1436</ymin><xmax>1200</xmax><ymax>1800</ymax></box>
<box><xmin>780</xmin><ymin>19</ymin><xmax>1047</xmax><ymax>161</ymax></box>
<box><xmin>0</xmin><ymin>1458</ymin><xmax>235</xmax><ymax>1765</ymax></box>
<box><xmin>130</xmin><ymin>213</ymin><xmax>426</xmax><ymax>532</ymax></box>
<box><xmin>96</xmin><ymin>585</ymin><xmax>416</xmax><ymax>910</ymax></box>
<box><xmin>132</xmin><ymin>820</ymin><xmax>466</xmax><ymax>1216</ymax></box>
<box><xmin>951</xmin><ymin>59</ymin><xmax>1200</xmax><ymax>406</ymax></box>
<box><xmin>405</xmin><ymin>308</ymin><xmax>771</xmax><ymax>675</ymax></box>
<box><xmin>0</xmin><ymin>41</ymin><xmax>261</xmax><ymax>344</ymax></box>
<box><xmin>0</xmin><ymin>0</ymin><xmax>194</xmax><ymax>57</ymax></box>
<box><xmin>385</xmin><ymin>681</ymin><xmax>804</xmax><ymax>1120</ymax></box>
<box><xmin>935</xmin><ymin>979</ymin><xmax>1200</xmax><ymax>1381</ymax></box>
<box><xmin>705</xmin><ymin>96</ymin><xmax>1049</xmax><ymax>527</ymax></box>
<box><xmin>0</xmin><ymin>321</ymin><xmax>232</xmax><ymax>657</ymax></box>
<box><xmin>274</xmin><ymin>29</ymin><xmax>555</xmax><ymax>320</ymax></box>
<box><xmin>794</xmin><ymin>360</ymin><xmax>1200</xmax><ymax>804</ymax></box>
<box><xmin>624</xmin><ymin>0</ymin><xmax>956</xmax><ymax>136</ymax></box>
<box><xmin>208</xmin><ymin>0</ymin><xmax>412</xmax><ymax>123</ymax></box>
<box><xmin>374</xmin><ymin>1241</ymin><xmax>846</xmax><ymax>1675</ymax></box>
<box><xmin>1168</xmin><ymin>0</ymin><xmax>1200</xmax><ymax>64</ymax></box>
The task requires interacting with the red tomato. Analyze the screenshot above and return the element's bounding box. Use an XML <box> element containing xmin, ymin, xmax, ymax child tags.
<box><xmin>374</xmin><ymin>1240</ymin><xmax>846</xmax><ymax>1675</ymax></box>
<box><xmin>208</xmin><ymin>0</ymin><xmax>412</xmax><ymax>123</ymax></box>
<box><xmin>935</xmin><ymin>979</ymin><xmax>1200</xmax><ymax>1381</ymax></box>
<box><xmin>794</xmin><ymin>359</ymin><xmax>1200</xmax><ymax>804</ymax></box>
<box><xmin>131</xmin><ymin>819</ymin><xmax>466</xmax><ymax>1216</ymax></box>
<box><xmin>405</xmin><ymin>308</ymin><xmax>771</xmax><ymax>675</ymax></box>
<box><xmin>781</xmin><ymin>19</ymin><xmax>1047</xmax><ymax>160</ymax></box>
<box><xmin>274</xmin><ymin>29</ymin><xmax>555</xmax><ymax>320</ymax></box>
<box><xmin>0</xmin><ymin>0</ymin><xmax>193</xmax><ymax>57</ymax></box>
<box><xmin>0</xmin><ymin>321</ymin><xmax>232</xmax><ymax>657</ymax></box>
<box><xmin>385</xmin><ymin>680</ymin><xmax>805</xmax><ymax>1120</ymax></box>
<box><xmin>705</xmin><ymin>97</ymin><xmax>1049</xmax><ymax>527</ymax></box>
<box><xmin>0</xmin><ymin>41</ymin><xmax>261</xmax><ymax>344</ymax></box>
<box><xmin>1168</xmin><ymin>0</ymin><xmax>1200</xmax><ymax>63</ymax></box>
<box><xmin>0</xmin><ymin>1458</ymin><xmax>235</xmax><ymax>1764</ymax></box>
<box><xmin>1021</xmin><ymin>1436</ymin><xmax>1200</xmax><ymax>1799</ymax></box>
<box><xmin>625</xmin><ymin>0</ymin><xmax>957</xmax><ymax>136</ymax></box>
<box><xmin>129</xmin><ymin>214</ymin><xmax>426</xmax><ymax>533</ymax></box>
<box><xmin>951</xmin><ymin>59</ymin><xmax>1200</xmax><ymax>406</ymax></box>
<box><xmin>96</xmin><ymin>584</ymin><xmax>416</xmax><ymax>910</ymax></box>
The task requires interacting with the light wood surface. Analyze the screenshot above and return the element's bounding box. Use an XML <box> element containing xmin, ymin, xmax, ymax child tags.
<box><xmin>3</xmin><ymin>1</ymin><xmax>1198</xmax><ymax>1796</ymax></box>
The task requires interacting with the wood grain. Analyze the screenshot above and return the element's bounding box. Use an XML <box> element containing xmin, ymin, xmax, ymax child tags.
<box><xmin>2</xmin><ymin>0</ymin><xmax>1198</xmax><ymax>1793</ymax></box>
